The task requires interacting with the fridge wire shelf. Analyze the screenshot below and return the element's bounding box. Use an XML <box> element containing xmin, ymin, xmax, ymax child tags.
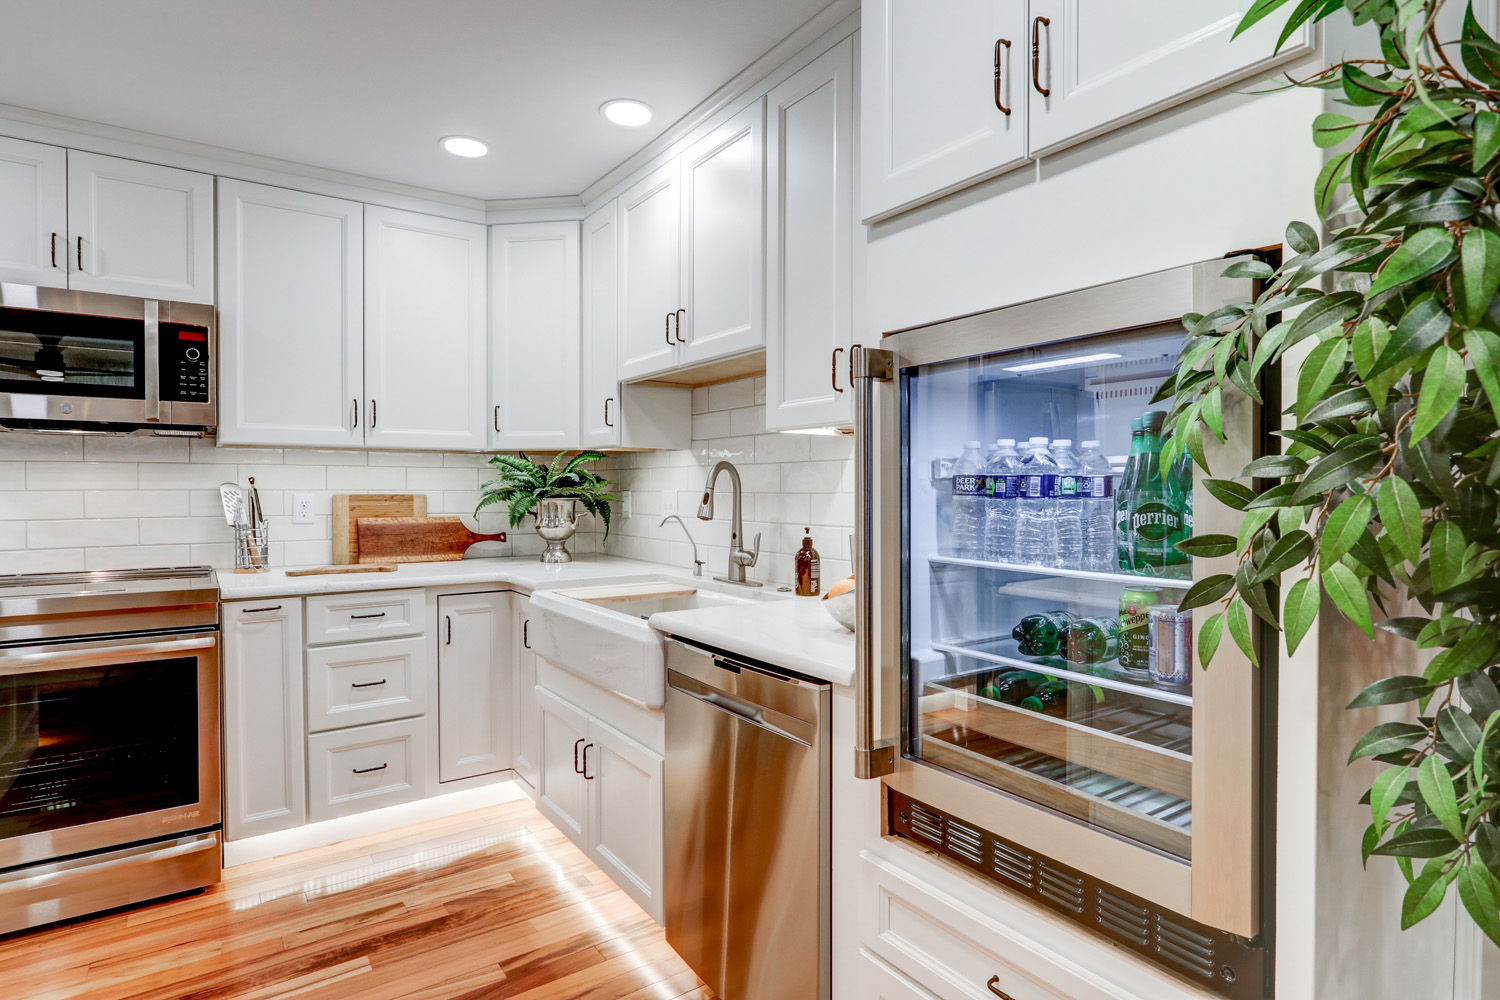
<box><xmin>927</xmin><ymin>554</ymin><xmax>1193</xmax><ymax>590</ymax></box>
<box><xmin>929</xmin><ymin>636</ymin><xmax>1193</xmax><ymax>707</ymax></box>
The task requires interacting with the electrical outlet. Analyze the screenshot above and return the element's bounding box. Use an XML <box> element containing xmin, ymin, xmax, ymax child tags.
<box><xmin>661</xmin><ymin>496</ymin><xmax>677</xmax><ymax>516</ymax></box>
<box><xmin>292</xmin><ymin>493</ymin><xmax>315</xmax><ymax>524</ymax></box>
<box><xmin>621</xmin><ymin>491</ymin><xmax>633</xmax><ymax>519</ymax></box>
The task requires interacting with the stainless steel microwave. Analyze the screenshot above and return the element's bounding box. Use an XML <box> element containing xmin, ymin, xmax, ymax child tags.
<box><xmin>0</xmin><ymin>284</ymin><xmax>215</xmax><ymax>435</ymax></box>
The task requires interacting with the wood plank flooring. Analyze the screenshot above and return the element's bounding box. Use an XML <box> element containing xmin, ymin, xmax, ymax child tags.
<box><xmin>0</xmin><ymin>798</ymin><xmax>717</xmax><ymax>1000</ymax></box>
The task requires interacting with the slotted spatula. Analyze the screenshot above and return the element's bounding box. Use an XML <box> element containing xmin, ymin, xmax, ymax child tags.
<box><xmin>218</xmin><ymin>483</ymin><xmax>243</xmax><ymax>526</ymax></box>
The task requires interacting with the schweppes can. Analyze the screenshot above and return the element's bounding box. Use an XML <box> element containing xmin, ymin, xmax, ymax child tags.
<box><xmin>1119</xmin><ymin>585</ymin><xmax>1165</xmax><ymax>676</ymax></box>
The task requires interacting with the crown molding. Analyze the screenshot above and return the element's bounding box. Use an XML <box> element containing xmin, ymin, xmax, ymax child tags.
<box><xmin>484</xmin><ymin>195</ymin><xmax>586</xmax><ymax>224</ymax></box>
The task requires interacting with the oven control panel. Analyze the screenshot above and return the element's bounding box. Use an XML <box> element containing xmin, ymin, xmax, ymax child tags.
<box><xmin>160</xmin><ymin>323</ymin><xmax>210</xmax><ymax>403</ymax></box>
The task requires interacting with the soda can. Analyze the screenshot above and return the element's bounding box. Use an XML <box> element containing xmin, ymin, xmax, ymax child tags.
<box><xmin>1148</xmin><ymin>605</ymin><xmax>1192</xmax><ymax>688</ymax></box>
<box><xmin>1118</xmin><ymin>585</ymin><xmax>1164</xmax><ymax>676</ymax></box>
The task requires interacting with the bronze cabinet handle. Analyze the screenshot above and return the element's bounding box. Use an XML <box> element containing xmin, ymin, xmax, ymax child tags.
<box><xmin>351</xmin><ymin>679</ymin><xmax>387</xmax><ymax>688</ymax></box>
<box><xmin>523</xmin><ymin>619</ymin><xmax>531</xmax><ymax>648</ymax></box>
<box><xmin>994</xmin><ymin>39</ymin><xmax>1012</xmax><ymax>114</ymax></box>
<box><xmin>1031</xmin><ymin>16</ymin><xmax>1050</xmax><ymax>97</ymax></box>
<box><xmin>675</xmin><ymin>308</ymin><xmax>687</xmax><ymax>343</ymax></box>
<box><xmin>850</xmin><ymin>344</ymin><xmax>863</xmax><ymax>387</ymax></box>
<box><xmin>369</xmin><ymin>399</ymin><xmax>377</xmax><ymax>428</ymax></box>
<box><xmin>350</xmin><ymin>612</ymin><xmax>386</xmax><ymax>620</ymax></box>
<box><xmin>665</xmin><ymin>312</ymin><xmax>674</xmax><ymax>347</ymax></box>
<box><xmin>243</xmin><ymin>605</ymin><xmax>282</xmax><ymax>614</ymax></box>
<box><xmin>445</xmin><ymin>615</ymin><xmax>452</xmax><ymax>645</ymax></box>
<box><xmin>76</xmin><ymin>236</ymin><xmax>83</xmax><ymax>270</ymax></box>
<box><xmin>986</xmin><ymin>978</ymin><xmax>1015</xmax><ymax>1000</ymax></box>
<box><xmin>352</xmin><ymin>763</ymin><xmax>387</xmax><ymax>775</ymax></box>
<box><xmin>573</xmin><ymin>737</ymin><xmax>585</xmax><ymax>773</ymax></box>
<box><xmin>50</xmin><ymin>233</ymin><xmax>57</xmax><ymax>268</ymax></box>
<box><xmin>831</xmin><ymin>347</ymin><xmax>844</xmax><ymax>392</ymax></box>
<box><xmin>494</xmin><ymin>404</ymin><xmax>501</xmax><ymax>433</ymax></box>
<box><xmin>582</xmin><ymin>742</ymin><xmax>595</xmax><ymax>780</ymax></box>
<box><xmin>351</xmin><ymin>398</ymin><xmax>358</xmax><ymax>429</ymax></box>
<box><xmin>604</xmin><ymin>397</ymin><xmax>614</xmax><ymax>427</ymax></box>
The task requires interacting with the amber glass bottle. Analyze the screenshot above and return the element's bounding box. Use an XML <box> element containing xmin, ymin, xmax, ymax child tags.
<box><xmin>795</xmin><ymin>528</ymin><xmax>821</xmax><ymax>596</ymax></box>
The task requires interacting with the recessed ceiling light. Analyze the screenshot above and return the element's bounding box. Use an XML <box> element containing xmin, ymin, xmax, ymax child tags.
<box><xmin>440</xmin><ymin>135</ymin><xmax>489</xmax><ymax>158</ymax></box>
<box><xmin>600</xmin><ymin>100</ymin><xmax>654</xmax><ymax>127</ymax></box>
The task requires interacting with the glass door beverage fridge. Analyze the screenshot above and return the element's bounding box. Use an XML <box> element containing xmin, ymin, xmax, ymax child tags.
<box><xmin>852</xmin><ymin>259</ymin><xmax>1271</xmax><ymax>999</ymax></box>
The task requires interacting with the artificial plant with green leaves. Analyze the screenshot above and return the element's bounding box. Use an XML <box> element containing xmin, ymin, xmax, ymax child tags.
<box><xmin>1159</xmin><ymin>0</ymin><xmax>1500</xmax><ymax>943</ymax></box>
<box><xmin>476</xmin><ymin>452</ymin><xmax>619</xmax><ymax>539</ymax></box>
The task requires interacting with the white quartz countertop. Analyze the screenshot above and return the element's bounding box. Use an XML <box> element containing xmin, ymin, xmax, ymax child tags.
<box><xmin>649</xmin><ymin>596</ymin><xmax>856</xmax><ymax>687</ymax></box>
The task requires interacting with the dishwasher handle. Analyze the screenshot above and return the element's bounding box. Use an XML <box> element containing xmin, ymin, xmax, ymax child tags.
<box><xmin>667</xmin><ymin>669</ymin><xmax>817</xmax><ymax>747</ymax></box>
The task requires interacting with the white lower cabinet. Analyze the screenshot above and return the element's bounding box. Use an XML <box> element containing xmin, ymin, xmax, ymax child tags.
<box><xmin>223</xmin><ymin>599</ymin><xmax>306</xmax><ymax>841</ymax></box>
<box><xmin>437</xmin><ymin>591</ymin><xmax>512</xmax><ymax>782</ymax></box>
<box><xmin>535</xmin><ymin>687</ymin><xmax>664</xmax><ymax>921</ymax></box>
<box><xmin>512</xmin><ymin>596</ymin><xmax>541</xmax><ymax>791</ymax></box>
<box><xmin>862</xmin><ymin>952</ymin><xmax>944</xmax><ymax>1000</ymax></box>
<box><xmin>306</xmin><ymin>636</ymin><xmax>427</xmax><ymax>732</ymax></box>
<box><xmin>307</xmin><ymin>717</ymin><xmax>427</xmax><ymax>822</ymax></box>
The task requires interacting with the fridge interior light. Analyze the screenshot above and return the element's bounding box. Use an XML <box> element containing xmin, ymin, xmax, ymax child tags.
<box><xmin>1000</xmin><ymin>352</ymin><xmax>1123</xmax><ymax>373</ymax></box>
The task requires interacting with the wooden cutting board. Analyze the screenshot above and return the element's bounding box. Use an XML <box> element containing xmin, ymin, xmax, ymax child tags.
<box><xmin>333</xmin><ymin>494</ymin><xmax>427</xmax><ymax>564</ymax></box>
<box><xmin>285</xmin><ymin>564</ymin><xmax>398</xmax><ymax>577</ymax></box>
<box><xmin>356</xmin><ymin>517</ymin><xmax>508</xmax><ymax>564</ymax></box>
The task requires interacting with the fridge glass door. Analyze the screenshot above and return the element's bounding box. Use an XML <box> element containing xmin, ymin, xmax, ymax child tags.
<box><xmin>904</xmin><ymin>323</ymin><xmax>1199</xmax><ymax>860</ymax></box>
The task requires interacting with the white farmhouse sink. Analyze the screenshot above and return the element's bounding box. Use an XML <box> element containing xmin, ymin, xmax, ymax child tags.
<box><xmin>528</xmin><ymin>578</ymin><xmax>776</xmax><ymax>708</ymax></box>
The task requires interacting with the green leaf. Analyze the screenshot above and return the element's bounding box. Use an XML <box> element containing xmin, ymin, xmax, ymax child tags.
<box><xmin>1418</xmin><ymin>755</ymin><xmax>1464</xmax><ymax>839</ymax></box>
<box><xmin>1352</xmin><ymin>316</ymin><xmax>1391</xmax><ymax>380</ymax></box>
<box><xmin>1341</xmin><ymin>62</ymin><xmax>1404</xmax><ymax>106</ymax></box>
<box><xmin>1436</xmin><ymin>706</ymin><xmax>1485</xmax><ymax>765</ymax></box>
<box><xmin>1456</xmin><ymin>864</ymin><xmax>1500</xmax><ymax>948</ymax></box>
<box><xmin>1321</xmin><ymin>495</ymin><xmax>1374</xmax><ymax>569</ymax></box>
<box><xmin>1401</xmin><ymin>863</ymin><xmax>1456</xmax><ymax>928</ymax></box>
<box><xmin>1466</xmin><ymin>328</ymin><xmax>1500</xmax><ymax>409</ymax></box>
<box><xmin>1475</xmin><ymin>110</ymin><xmax>1500</xmax><ymax>171</ymax></box>
<box><xmin>1458</xmin><ymin>671</ymin><xmax>1500</xmax><ymax>722</ymax></box>
<box><xmin>1254</xmin><ymin>529</ymin><xmax>1315</xmax><ymax>584</ymax></box>
<box><xmin>1348</xmin><ymin>675</ymin><xmax>1435</xmax><ymax>709</ymax></box>
<box><xmin>1239</xmin><ymin>454</ymin><xmax>1309</xmax><ymax>479</ymax></box>
<box><xmin>1379</xmin><ymin>616</ymin><xmax>1432</xmax><ymax>642</ymax></box>
<box><xmin>1224</xmin><ymin>259</ymin><xmax>1274</xmax><ymax>279</ymax></box>
<box><xmin>1174</xmin><ymin>534</ymin><xmax>1238</xmax><ymax>558</ymax></box>
<box><xmin>1199</xmin><ymin>611</ymin><xmax>1226</xmax><ymax>665</ymax></box>
<box><xmin>1430</xmin><ymin>521</ymin><xmax>1467</xmax><ymax>594</ymax></box>
<box><xmin>1236</xmin><ymin>561</ymin><xmax>1281</xmax><ymax>627</ymax></box>
<box><xmin>1234</xmin><ymin>0</ymin><xmax>1296</xmax><ymax>37</ymax></box>
<box><xmin>1409</xmin><ymin>345</ymin><xmax>1465</xmax><ymax>444</ymax></box>
<box><xmin>1457</xmin><ymin>228</ymin><xmax>1500</xmax><ymax>328</ymax></box>
<box><xmin>1313</xmin><ymin>112</ymin><xmax>1359</xmax><ymax>148</ymax></box>
<box><xmin>1304</xmin><ymin>386</ymin><xmax>1376</xmax><ymax>423</ymax></box>
<box><xmin>1286</xmin><ymin>220</ymin><xmax>1319</xmax><ymax>254</ymax></box>
<box><xmin>1204</xmin><ymin>478</ymin><xmax>1257</xmax><ymax>510</ymax></box>
<box><xmin>1349</xmin><ymin>721</ymin><xmax>1427</xmax><ymax>763</ymax></box>
<box><xmin>1179</xmin><ymin>573</ymin><xmax>1236</xmax><ymax>612</ymax></box>
<box><xmin>1368</xmin><ymin>228</ymin><xmax>1458</xmax><ymax>298</ymax></box>
<box><xmin>1425</xmin><ymin>626</ymin><xmax>1500</xmax><ymax>683</ymax></box>
<box><xmin>1371</xmin><ymin>295</ymin><xmax>1452</xmax><ymax>377</ymax></box>
<box><xmin>1286</xmin><ymin>291</ymin><xmax>1361</xmax><ymax>347</ymax></box>
<box><xmin>1377</xmin><ymin>477</ymin><xmax>1423</xmax><ymax>564</ymax></box>
<box><xmin>1464</xmin><ymin>3</ymin><xmax>1500</xmax><ymax>89</ymax></box>
<box><xmin>1238</xmin><ymin>507</ymin><xmax>1278</xmax><ymax>550</ymax></box>
<box><xmin>1297</xmin><ymin>336</ymin><xmax>1350</xmax><ymax>422</ymax></box>
<box><xmin>1315</xmin><ymin>152</ymin><xmax>1352</xmax><ymax>218</ymax></box>
<box><xmin>1283</xmin><ymin>577</ymin><xmax>1320</xmax><ymax>655</ymax></box>
<box><xmin>1371</xmin><ymin>765</ymin><xmax>1410</xmax><ymax>831</ymax></box>
<box><xmin>1227</xmin><ymin>598</ymin><xmax>1258</xmax><ymax>666</ymax></box>
<box><xmin>1324</xmin><ymin>560</ymin><xmax>1374</xmax><ymax>637</ymax></box>
<box><xmin>1293</xmin><ymin>439</ymin><xmax>1383</xmax><ymax>502</ymax></box>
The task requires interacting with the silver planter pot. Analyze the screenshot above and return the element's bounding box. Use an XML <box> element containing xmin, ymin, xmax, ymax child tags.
<box><xmin>533</xmin><ymin>499</ymin><xmax>577</xmax><ymax>563</ymax></box>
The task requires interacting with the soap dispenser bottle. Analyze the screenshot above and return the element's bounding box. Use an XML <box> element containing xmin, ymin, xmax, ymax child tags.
<box><xmin>795</xmin><ymin>528</ymin><xmax>821</xmax><ymax>596</ymax></box>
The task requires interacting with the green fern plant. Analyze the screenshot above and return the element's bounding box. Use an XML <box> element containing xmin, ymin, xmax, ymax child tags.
<box><xmin>476</xmin><ymin>452</ymin><xmax>619</xmax><ymax>539</ymax></box>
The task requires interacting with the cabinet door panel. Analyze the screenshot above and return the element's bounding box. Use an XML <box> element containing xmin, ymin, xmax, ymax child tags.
<box><xmin>437</xmin><ymin>592</ymin><xmax>511</xmax><ymax>782</ymax></box>
<box><xmin>67</xmin><ymin>151</ymin><xmax>214</xmax><ymax>303</ymax></box>
<box><xmin>223</xmin><ymin>600</ymin><xmax>304</xmax><ymax>840</ymax></box>
<box><xmin>588</xmin><ymin>717</ymin><xmax>664</xmax><ymax>922</ymax></box>
<box><xmin>766</xmin><ymin>39</ymin><xmax>855</xmax><ymax>430</ymax></box>
<box><xmin>861</xmin><ymin>0</ymin><xmax>1029</xmax><ymax>222</ymax></box>
<box><xmin>536</xmin><ymin>687</ymin><xmax>589</xmax><ymax>844</ymax></box>
<box><xmin>580</xmin><ymin>202</ymin><xmax>620</xmax><ymax>447</ymax></box>
<box><xmin>1027</xmin><ymin>0</ymin><xmax>1316</xmax><ymax>155</ymax></box>
<box><xmin>617</xmin><ymin>161</ymin><xmax>681</xmax><ymax>380</ymax></box>
<box><xmin>490</xmin><ymin>222</ymin><xmax>580</xmax><ymax>450</ymax></box>
<box><xmin>680</xmin><ymin>102</ymin><xmax>764</xmax><ymax>365</ymax></box>
<box><xmin>0</xmin><ymin>136</ymin><xmax>67</xmax><ymax>288</ymax></box>
<box><xmin>511</xmin><ymin>596</ymin><xmax>541</xmax><ymax>790</ymax></box>
<box><xmin>364</xmin><ymin>206</ymin><xmax>487</xmax><ymax>450</ymax></box>
<box><xmin>217</xmin><ymin>180</ymin><xmax>363</xmax><ymax>447</ymax></box>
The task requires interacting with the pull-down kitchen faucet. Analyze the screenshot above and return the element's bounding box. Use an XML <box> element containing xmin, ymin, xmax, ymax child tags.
<box><xmin>697</xmin><ymin>461</ymin><xmax>761</xmax><ymax>587</ymax></box>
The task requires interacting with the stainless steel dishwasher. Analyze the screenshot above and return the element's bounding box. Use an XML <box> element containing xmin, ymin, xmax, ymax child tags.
<box><xmin>663</xmin><ymin>636</ymin><xmax>831</xmax><ymax>1000</ymax></box>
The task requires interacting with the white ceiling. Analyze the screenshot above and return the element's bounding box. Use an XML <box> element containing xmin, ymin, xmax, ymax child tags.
<box><xmin>0</xmin><ymin>0</ymin><xmax>836</xmax><ymax>201</ymax></box>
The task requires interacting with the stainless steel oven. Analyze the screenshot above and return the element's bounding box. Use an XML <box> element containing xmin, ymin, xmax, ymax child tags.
<box><xmin>0</xmin><ymin>284</ymin><xmax>215</xmax><ymax>435</ymax></box>
<box><xmin>0</xmin><ymin>567</ymin><xmax>221</xmax><ymax>934</ymax></box>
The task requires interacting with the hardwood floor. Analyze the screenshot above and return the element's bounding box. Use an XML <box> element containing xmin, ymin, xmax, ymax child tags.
<box><xmin>0</xmin><ymin>798</ymin><xmax>716</xmax><ymax>1000</ymax></box>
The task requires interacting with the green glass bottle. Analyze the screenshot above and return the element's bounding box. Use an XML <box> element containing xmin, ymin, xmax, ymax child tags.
<box><xmin>1128</xmin><ymin>410</ymin><xmax>1181</xmax><ymax>575</ymax></box>
<box><xmin>1066</xmin><ymin>616</ymin><xmax>1120</xmax><ymax>664</ymax></box>
<box><xmin>1011</xmin><ymin>611</ymin><xmax>1074</xmax><ymax>657</ymax></box>
<box><xmin>1164</xmin><ymin>451</ymin><xmax>1193</xmax><ymax>578</ymax></box>
<box><xmin>979</xmin><ymin>670</ymin><xmax>1040</xmax><ymax>704</ymax></box>
<box><xmin>1020</xmin><ymin>680</ymin><xmax>1070</xmax><ymax>715</ymax></box>
<box><xmin>1116</xmin><ymin>418</ymin><xmax>1145</xmax><ymax>573</ymax></box>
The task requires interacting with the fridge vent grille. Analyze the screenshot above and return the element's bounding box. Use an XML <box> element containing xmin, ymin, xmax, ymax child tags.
<box><xmin>887</xmin><ymin>789</ymin><xmax>1265</xmax><ymax>1000</ymax></box>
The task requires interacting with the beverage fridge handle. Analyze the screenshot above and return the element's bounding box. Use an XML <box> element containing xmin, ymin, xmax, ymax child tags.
<box><xmin>851</xmin><ymin>345</ymin><xmax>896</xmax><ymax>779</ymax></box>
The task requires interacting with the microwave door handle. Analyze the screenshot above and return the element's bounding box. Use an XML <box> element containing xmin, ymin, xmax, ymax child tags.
<box><xmin>143</xmin><ymin>299</ymin><xmax>163</xmax><ymax>423</ymax></box>
<box><xmin>851</xmin><ymin>345</ymin><xmax>897</xmax><ymax>779</ymax></box>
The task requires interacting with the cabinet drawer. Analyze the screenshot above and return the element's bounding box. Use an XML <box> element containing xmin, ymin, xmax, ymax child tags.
<box><xmin>307</xmin><ymin>637</ymin><xmax>428</xmax><ymax>733</ymax></box>
<box><xmin>307</xmin><ymin>718</ymin><xmax>427</xmax><ymax>821</ymax></box>
<box><xmin>305</xmin><ymin>589</ymin><xmax>425</xmax><ymax>645</ymax></box>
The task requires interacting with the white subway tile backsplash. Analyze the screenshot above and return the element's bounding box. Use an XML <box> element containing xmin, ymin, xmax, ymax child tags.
<box><xmin>0</xmin><ymin>436</ymin><xmax>83</xmax><ymax>462</ymax></box>
<box><xmin>138</xmin><ymin>517</ymin><xmax>233</xmax><ymax>546</ymax></box>
<box><xmin>752</xmin><ymin>433</ymin><xmax>811</xmax><ymax>464</ymax></box>
<box><xmin>780</xmin><ymin>461</ymin><xmax>847</xmax><ymax>493</ymax></box>
<box><xmin>325</xmin><ymin>465</ymin><xmax>407</xmax><ymax>491</ymax></box>
<box><xmin>28</xmin><ymin>518</ymin><xmax>136</xmax><ymax>549</ymax></box>
<box><xmin>0</xmin><ymin>491</ymin><xmax>85</xmax><ymax>520</ymax></box>
<box><xmin>708</xmin><ymin>380</ymin><xmax>754</xmax><ymax>411</ymax></box>
<box><xmin>0</xmin><ymin>549</ymin><xmax>86</xmax><ymax>573</ymax></box>
<box><xmin>691</xmin><ymin>410</ymin><xmax>732</xmax><ymax>439</ymax></box>
<box><xmin>408</xmin><ymin>467</ymin><xmax>479</xmax><ymax>491</ymax></box>
<box><xmin>193</xmin><ymin>441</ymin><xmax>284</xmax><ymax>464</ymax></box>
<box><xmin>84</xmin><ymin>437</ymin><xmax>190</xmax><ymax>463</ymax></box>
<box><xmin>729</xmin><ymin>407</ymin><xmax>766</xmax><ymax>436</ymax></box>
<box><xmin>691</xmin><ymin>387</ymin><xmax>711</xmax><ymax>414</ymax></box>
<box><xmin>87</xmin><ymin>545</ymin><xmax>192</xmax><ymax>570</ymax></box>
<box><xmin>280</xmin><ymin>448</ymin><xmax>360</xmax><ymax>466</ymax></box>
<box><xmin>137</xmin><ymin>463</ymin><xmax>234</xmax><ymax>489</ymax></box>
<box><xmin>0</xmin><ymin>464</ymin><xmax>22</xmax><ymax>490</ymax></box>
<box><xmin>28</xmin><ymin>462</ymin><xmax>138</xmax><ymax>490</ymax></box>
<box><xmin>84</xmin><ymin>490</ymin><xmax>190</xmax><ymax>519</ymax></box>
<box><xmin>236</xmin><ymin>464</ymin><xmax>327</xmax><ymax>490</ymax></box>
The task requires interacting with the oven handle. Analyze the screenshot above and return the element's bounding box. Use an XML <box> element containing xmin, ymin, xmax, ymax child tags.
<box><xmin>0</xmin><ymin>636</ymin><xmax>217</xmax><ymax>675</ymax></box>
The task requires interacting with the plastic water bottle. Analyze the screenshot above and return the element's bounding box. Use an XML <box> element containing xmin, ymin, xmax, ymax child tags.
<box><xmin>1076</xmin><ymin>440</ymin><xmax>1116</xmax><ymax>573</ymax></box>
<box><xmin>1051</xmin><ymin>439</ymin><xmax>1083</xmax><ymax>569</ymax></box>
<box><xmin>950</xmin><ymin>441</ymin><xmax>986</xmax><ymax>559</ymax></box>
<box><xmin>1015</xmin><ymin>437</ymin><xmax>1057</xmax><ymax>567</ymax></box>
<box><xmin>982</xmin><ymin>439</ymin><xmax>1020</xmax><ymax>564</ymax></box>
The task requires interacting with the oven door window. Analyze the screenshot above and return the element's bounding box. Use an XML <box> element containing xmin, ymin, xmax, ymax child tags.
<box><xmin>0</xmin><ymin>307</ymin><xmax>145</xmax><ymax>399</ymax></box>
<box><xmin>0</xmin><ymin>656</ymin><xmax>200</xmax><ymax>839</ymax></box>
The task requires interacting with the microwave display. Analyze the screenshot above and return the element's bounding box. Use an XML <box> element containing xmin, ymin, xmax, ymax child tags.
<box><xmin>160</xmin><ymin>323</ymin><xmax>210</xmax><ymax>403</ymax></box>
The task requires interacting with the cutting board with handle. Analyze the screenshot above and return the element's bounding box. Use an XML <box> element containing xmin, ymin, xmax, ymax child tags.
<box><xmin>356</xmin><ymin>517</ymin><xmax>507</xmax><ymax>564</ymax></box>
<box><xmin>333</xmin><ymin>494</ymin><xmax>428</xmax><ymax>564</ymax></box>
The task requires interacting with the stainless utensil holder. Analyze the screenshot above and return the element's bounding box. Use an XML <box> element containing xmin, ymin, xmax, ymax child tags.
<box><xmin>234</xmin><ymin>525</ymin><xmax>269</xmax><ymax>573</ymax></box>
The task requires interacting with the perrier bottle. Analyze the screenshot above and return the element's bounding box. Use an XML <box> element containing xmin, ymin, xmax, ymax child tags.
<box><xmin>1126</xmin><ymin>410</ymin><xmax>1187</xmax><ymax>576</ymax></box>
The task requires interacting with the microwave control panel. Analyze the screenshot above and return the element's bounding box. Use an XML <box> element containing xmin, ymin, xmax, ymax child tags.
<box><xmin>160</xmin><ymin>323</ymin><xmax>210</xmax><ymax>403</ymax></box>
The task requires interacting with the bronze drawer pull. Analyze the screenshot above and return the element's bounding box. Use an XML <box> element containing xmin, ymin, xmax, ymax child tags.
<box><xmin>1031</xmin><ymin>16</ymin><xmax>1050</xmax><ymax>97</ymax></box>
<box><xmin>604</xmin><ymin>397</ymin><xmax>614</xmax><ymax>427</ymax></box>
<box><xmin>581</xmin><ymin>742</ymin><xmax>595</xmax><ymax>779</ymax></box>
<box><xmin>370</xmin><ymin>399</ymin><xmax>377</xmax><ymax>428</ymax></box>
<box><xmin>675</xmin><ymin>308</ymin><xmax>687</xmax><ymax>343</ymax></box>
<box><xmin>76</xmin><ymin>236</ymin><xmax>83</xmax><ymax>270</ymax></box>
<box><xmin>352</xmin><ymin>763</ymin><xmax>387</xmax><ymax>775</ymax></box>
<box><xmin>665</xmin><ymin>312</ymin><xmax>674</xmax><ymax>346</ymax></box>
<box><xmin>523</xmin><ymin>619</ymin><xmax>531</xmax><ymax>648</ymax></box>
<box><xmin>350</xmin><ymin>612</ymin><xmax>386</xmax><ymax>620</ymax></box>
<box><xmin>351</xmin><ymin>398</ymin><xmax>358</xmax><ymax>428</ymax></box>
<box><xmin>50</xmin><ymin>233</ymin><xmax>57</xmax><ymax>268</ymax></box>
<box><xmin>831</xmin><ymin>347</ymin><xmax>844</xmax><ymax>392</ymax></box>
<box><xmin>351</xmin><ymin>679</ymin><xmax>387</xmax><ymax>688</ymax></box>
<box><xmin>986</xmin><ymin>977</ymin><xmax>1015</xmax><ymax>999</ymax></box>
<box><xmin>243</xmin><ymin>605</ymin><xmax>282</xmax><ymax>614</ymax></box>
<box><xmin>994</xmin><ymin>39</ymin><xmax>1012</xmax><ymax>114</ymax></box>
<box><xmin>573</xmin><ymin>737</ymin><xmax>585</xmax><ymax>774</ymax></box>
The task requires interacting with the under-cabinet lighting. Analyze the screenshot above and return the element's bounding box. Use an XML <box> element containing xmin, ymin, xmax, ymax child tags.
<box><xmin>1000</xmin><ymin>352</ymin><xmax>1122</xmax><ymax>373</ymax></box>
<box><xmin>600</xmin><ymin>99</ymin><xmax>654</xmax><ymax>127</ymax></box>
<box><xmin>440</xmin><ymin>135</ymin><xmax>489</xmax><ymax>158</ymax></box>
<box><xmin>779</xmin><ymin>426</ymin><xmax>853</xmax><ymax>436</ymax></box>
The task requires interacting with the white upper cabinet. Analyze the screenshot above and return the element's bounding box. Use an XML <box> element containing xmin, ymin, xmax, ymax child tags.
<box><xmin>66</xmin><ymin>151</ymin><xmax>214</xmax><ymax>303</ymax></box>
<box><xmin>364</xmin><ymin>206</ymin><xmax>488</xmax><ymax>450</ymax></box>
<box><xmin>1026</xmin><ymin>0</ymin><xmax>1316</xmax><ymax>156</ymax></box>
<box><xmin>0</xmin><ymin>136</ymin><xmax>67</xmax><ymax>289</ymax></box>
<box><xmin>678</xmin><ymin>102</ymin><xmax>765</xmax><ymax>366</ymax></box>
<box><xmin>765</xmin><ymin>38</ymin><xmax>856</xmax><ymax>431</ymax></box>
<box><xmin>581</xmin><ymin>201</ymin><xmax>621</xmax><ymax>447</ymax></box>
<box><xmin>217</xmin><ymin>180</ymin><xmax>364</xmax><ymax>447</ymax></box>
<box><xmin>489</xmin><ymin>221</ymin><xmax>580</xmax><ymax>451</ymax></box>
<box><xmin>861</xmin><ymin>0</ymin><xmax>1029</xmax><ymax>223</ymax></box>
<box><xmin>617</xmin><ymin>161</ymin><xmax>682</xmax><ymax>381</ymax></box>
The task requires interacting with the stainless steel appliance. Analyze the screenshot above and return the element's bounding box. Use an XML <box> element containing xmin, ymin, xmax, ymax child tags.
<box><xmin>851</xmin><ymin>258</ymin><xmax>1272</xmax><ymax>998</ymax></box>
<box><xmin>0</xmin><ymin>567</ymin><xmax>222</xmax><ymax>934</ymax></box>
<box><xmin>0</xmin><ymin>284</ymin><xmax>215</xmax><ymax>434</ymax></box>
<box><xmin>664</xmin><ymin>637</ymin><xmax>831</xmax><ymax>1000</ymax></box>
